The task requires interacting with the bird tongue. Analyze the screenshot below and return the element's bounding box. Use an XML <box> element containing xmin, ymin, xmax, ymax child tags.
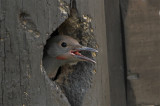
<box><xmin>73</xmin><ymin>51</ymin><xmax>82</xmax><ymax>56</ymax></box>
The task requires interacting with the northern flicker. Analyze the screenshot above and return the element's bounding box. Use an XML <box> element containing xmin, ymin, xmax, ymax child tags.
<box><xmin>43</xmin><ymin>35</ymin><xmax>98</xmax><ymax>78</ymax></box>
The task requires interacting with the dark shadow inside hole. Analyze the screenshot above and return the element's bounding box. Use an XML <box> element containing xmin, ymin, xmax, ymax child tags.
<box><xmin>50</xmin><ymin>28</ymin><xmax>59</xmax><ymax>37</ymax></box>
<box><xmin>43</xmin><ymin>28</ymin><xmax>59</xmax><ymax>57</ymax></box>
<box><xmin>52</xmin><ymin>67</ymin><xmax>62</xmax><ymax>81</ymax></box>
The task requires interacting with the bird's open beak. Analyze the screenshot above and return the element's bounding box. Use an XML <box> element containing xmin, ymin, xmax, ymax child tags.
<box><xmin>70</xmin><ymin>46</ymin><xmax>98</xmax><ymax>63</ymax></box>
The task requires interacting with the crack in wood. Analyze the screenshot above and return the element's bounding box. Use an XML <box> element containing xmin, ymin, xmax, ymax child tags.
<box><xmin>1</xmin><ymin>35</ymin><xmax>6</xmax><ymax>106</ymax></box>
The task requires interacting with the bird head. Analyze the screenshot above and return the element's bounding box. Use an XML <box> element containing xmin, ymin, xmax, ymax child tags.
<box><xmin>46</xmin><ymin>35</ymin><xmax>98</xmax><ymax>64</ymax></box>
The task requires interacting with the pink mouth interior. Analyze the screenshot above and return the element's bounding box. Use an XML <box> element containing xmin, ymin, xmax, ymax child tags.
<box><xmin>71</xmin><ymin>51</ymin><xmax>84</xmax><ymax>56</ymax></box>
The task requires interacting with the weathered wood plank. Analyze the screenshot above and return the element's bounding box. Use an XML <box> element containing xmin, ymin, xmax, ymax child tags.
<box><xmin>124</xmin><ymin>0</ymin><xmax>160</xmax><ymax>105</ymax></box>
<box><xmin>104</xmin><ymin>0</ymin><xmax>127</xmax><ymax>106</ymax></box>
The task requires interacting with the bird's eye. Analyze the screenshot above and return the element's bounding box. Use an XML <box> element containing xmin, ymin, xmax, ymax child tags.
<box><xmin>61</xmin><ymin>42</ymin><xmax>67</xmax><ymax>47</ymax></box>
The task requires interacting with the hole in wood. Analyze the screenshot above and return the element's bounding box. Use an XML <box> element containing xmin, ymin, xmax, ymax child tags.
<box><xmin>42</xmin><ymin>0</ymin><xmax>98</xmax><ymax>105</ymax></box>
